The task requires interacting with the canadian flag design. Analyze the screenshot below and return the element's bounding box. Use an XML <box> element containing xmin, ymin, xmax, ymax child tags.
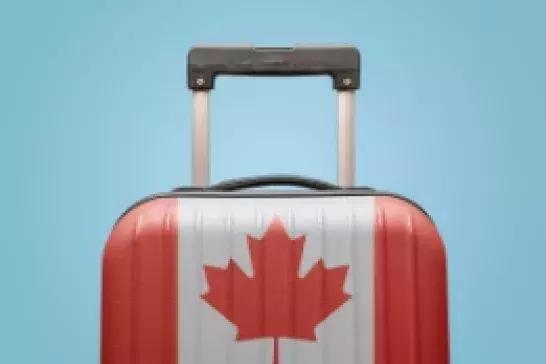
<box><xmin>101</xmin><ymin>196</ymin><xmax>449</xmax><ymax>364</ymax></box>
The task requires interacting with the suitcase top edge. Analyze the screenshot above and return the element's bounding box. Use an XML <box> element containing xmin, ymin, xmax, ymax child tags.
<box><xmin>114</xmin><ymin>189</ymin><xmax>433</xmax><ymax>227</ymax></box>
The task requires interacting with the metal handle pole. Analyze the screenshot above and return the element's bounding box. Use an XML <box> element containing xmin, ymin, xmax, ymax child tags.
<box><xmin>337</xmin><ymin>90</ymin><xmax>356</xmax><ymax>187</ymax></box>
<box><xmin>192</xmin><ymin>90</ymin><xmax>211</xmax><ymax>187</ymax></box>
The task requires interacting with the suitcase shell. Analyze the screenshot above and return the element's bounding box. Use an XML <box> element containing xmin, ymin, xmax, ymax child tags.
<box><xmin>101</xmin><ymin>191</ymin><xmax>449</xmax><ymax>364</ymax></box>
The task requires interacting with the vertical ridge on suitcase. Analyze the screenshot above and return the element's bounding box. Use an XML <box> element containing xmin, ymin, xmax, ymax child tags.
<box><xmin>375</xmin><ymin>196</ymin><xmax>449</xmax><ymax>364</ymax></box>
<box><xmin>101</xmin><ymin>198</ymin><xmax>178</xmax><ymax>364</ymax></box>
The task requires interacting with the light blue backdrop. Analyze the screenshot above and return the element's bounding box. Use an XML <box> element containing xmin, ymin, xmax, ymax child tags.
<box><xmin>1</xmin><ymin>0</ymin><xmax>545</xmax><ymax>363</ymax></box>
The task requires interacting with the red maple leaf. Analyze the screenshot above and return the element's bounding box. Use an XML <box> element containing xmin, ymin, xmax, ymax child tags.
<box><xmin>201</xmin><ymin>216</ymin><xmax>351</xmax><ymax>364</ymax></box>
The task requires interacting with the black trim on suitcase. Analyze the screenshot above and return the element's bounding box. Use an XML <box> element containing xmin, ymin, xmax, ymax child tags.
<box><xmin>180</xmin><ymin>175</ymin><xmax>341</xmax><ymax>192</ymax></box>
<box><xmin>115</xmin><ymin>175</ymin><xmax>433</xmax><ymax>225</ymax></box>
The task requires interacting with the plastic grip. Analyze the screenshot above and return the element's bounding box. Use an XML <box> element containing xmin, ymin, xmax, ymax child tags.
<box><xmin>187</xmin><ymin>45</ymin><xmax>361</xmax><ymax>91</ymax></box>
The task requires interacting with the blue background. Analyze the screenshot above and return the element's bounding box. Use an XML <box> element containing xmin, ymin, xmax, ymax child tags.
<box><xmin>1</xmin><ymin>0</ymin><xmax>545</xmax><ymax>363</ymax></box>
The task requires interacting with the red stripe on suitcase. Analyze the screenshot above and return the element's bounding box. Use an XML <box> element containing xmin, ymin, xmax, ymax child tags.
<box><xmin>101</xmin><ymin>198</ymin><xmax>178</xmax><ymax>364</ymax></box>
<box><xmin>375</xmin><ymin>196</ymin><xmax>449</xmax><ymax>364</ymax></box>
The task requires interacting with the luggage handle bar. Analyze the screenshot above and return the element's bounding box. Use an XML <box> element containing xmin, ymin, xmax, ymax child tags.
<box><xmin>187</xmin><ymin>45</ymin><xmax>360</xmax><ymax>91</ymax></box>
<box><xmin>188</xmin><ymin>45</ymin><xmax>361</xmax><ymax>188</ymax></box>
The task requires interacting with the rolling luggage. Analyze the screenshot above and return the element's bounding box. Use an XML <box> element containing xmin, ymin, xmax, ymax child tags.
<box><xmin>101</xmin><ymin>45</ymin><xmax>450</xmax><ymax>364</ymax></box>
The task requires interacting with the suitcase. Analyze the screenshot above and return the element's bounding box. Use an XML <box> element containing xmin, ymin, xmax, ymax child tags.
<box><xmin>101</xmin><ymin>45</ymin><xmax>450</xmax><ymax>364</ymax></box>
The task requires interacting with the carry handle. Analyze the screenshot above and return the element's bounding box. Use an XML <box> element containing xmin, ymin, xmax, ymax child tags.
<box><xmin>189</xmin><ymin>44</ymin><xmax>359</xmax><ymax>189</ymax></box>
<box><xmin>187</xmin><ymin>45</ymin><xmax>361</xmax><ymax>91</ymax></box>
<box><xmin>208</xmin><ymin>175</ymin><xmax>341</xmax><ymax>191</ymax></box>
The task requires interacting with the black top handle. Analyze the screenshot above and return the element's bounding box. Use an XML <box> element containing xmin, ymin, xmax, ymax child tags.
<box><xmin>187</xmin><ymin>45</ymin><xmax>361</xmax><ymax>91</ymax></box>
<box><xmin>206</xmin><ymin>175</ymin><xmax>341</xmax><ymax>191</ymax></box>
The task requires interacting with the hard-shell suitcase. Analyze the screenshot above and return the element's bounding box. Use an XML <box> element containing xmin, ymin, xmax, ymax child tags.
<box><xmin>101</xmin><ymin>45</ymin><xmax>450</xmax><ymax>364</ymax></box>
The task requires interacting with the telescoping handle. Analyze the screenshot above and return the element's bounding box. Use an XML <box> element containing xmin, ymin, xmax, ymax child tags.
<box><xmin>188</xmin><ymin>45</ymin><xmax>361</xmax><ymax>187</ymax></box>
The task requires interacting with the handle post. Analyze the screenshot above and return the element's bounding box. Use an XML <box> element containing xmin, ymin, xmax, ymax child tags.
<box><xmin>192</xmin><ymin>90</ymin><xmax>210</xmax><ymax>187</ymax></box>
<box><xmin>338</xmin><ymin>90</ymin><xmax>356</xmax><ymax>187</ymax></box>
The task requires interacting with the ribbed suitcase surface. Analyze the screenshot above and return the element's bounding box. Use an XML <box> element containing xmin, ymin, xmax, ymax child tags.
<box><xmin>101</xmin><ymin>194</ymin><xmax>449</xmax><ymax>364</ymax></box>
